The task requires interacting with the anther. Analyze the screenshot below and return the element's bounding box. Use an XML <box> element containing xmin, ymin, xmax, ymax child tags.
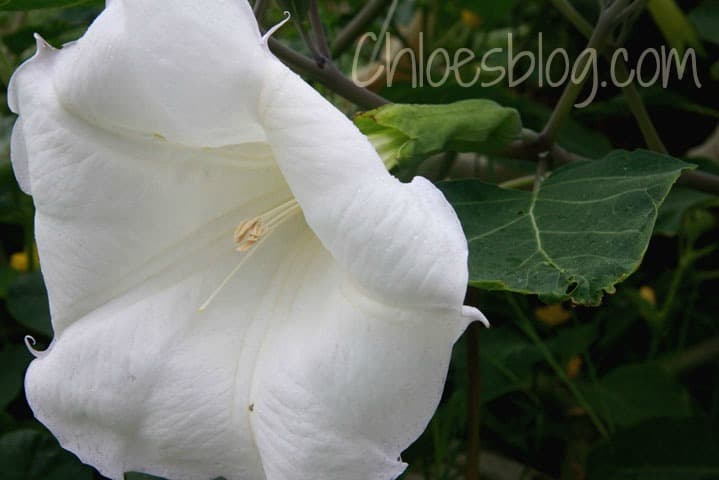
<box><xmin>234</xmin><ymin>218</ymin><xmax>267</xmax><ymax>252</ymax></box>
<box><xmin>198</xmin><ymin>198</ymin><xmax>302</xmax><ymax>312</ymax></box>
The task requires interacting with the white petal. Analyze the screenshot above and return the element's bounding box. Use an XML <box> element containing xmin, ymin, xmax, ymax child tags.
<box><xmin>10</xmin><ymin>37</ymin><xmax>289</xmax><ymax>334</ymax></box>
<box><xmin>10</xmin><ymin>1</ymin><xmax>482</xmax><ymax>479</ymax></box>
<box><xmin>9</xmin><ymin>117</ymin><xmax>30</xmax><ymax>194</ymax></box>
<box><xmin>52</xmin><ymin>0</ymin><xmax>270</xmax><ymax>147</ymax></box>
<box><xmin>260</xmin><ymin>59</ymin><xmax>470</xmax><ymax>312</ymax></box>
<box><xmin>249</xmin><ymin>269</ymin><xmax>461</xmax><ymax>480</ymax></box>
<box><xmin>246</xmin><ymin>60</ymin><xmax>474</xmax><ymax>480</ymax></box>
<box><xmin>27</xmin><ymin>215</ymin><xmax>307</xmax><ymax>480</ymax></box>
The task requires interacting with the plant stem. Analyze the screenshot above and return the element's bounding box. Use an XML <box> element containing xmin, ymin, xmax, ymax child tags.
<box><xmin>506</xmin><ymin>294</ymin><xmax>609</xmax><ymax>438</ymax></box>
<box><xmin>268</xmin><ymin>37</ymin><xmax>388</xmax><ymax>108</ymax></box>
<box><xmin>498</xmin><ymin>175</ymin><xmax>536</xmax><ymax>190</ymax></box>
<box><xmin>308</xmin><ymin>0</ymin><xmax>330</xmax><ymax>60</ymax></box>
<box><xmin>613</xmin><ymin>62</ymin><xmax>668</xmax><ymax>153</ymax></box>
<box><xmin>465</xmin><ymin>288</ymin><xmax>482</xmax><ymax>480</ymax></box>
<box><xmin>549</xmin><ymin>0</ymin><xmax>594</xmax><ymax>38</ymax></box>
<box><xmin>331</xmin><ymin>0</ymin><xmax>388</xmax><ymax>57</ymax></box>
<box><xmin>659</xmin><ymin>337</ymin><xmax>719</xmax><ymax>374</ymax></box>
<box><xmin>696</xmin><ymin>270</ymin><xmax>719</xmax><ymax>281</ymax></box>
<box><xmin>263</xmin><ymin>16</ymin><xmax>719</xmax><ymax>195</ymax></box>
<box><xmin>678</xmin><ymin>170</ymin><xmax>719</xmax><ymax>195</ymax></box>
<box><xmin>253</xmin><ymin>0</ymin><xmax>270</xmax><ymax>17</ymax></box>
<box><xmin>539</xmin><ymin>5</ymin><xmax>621</xmax><ymax>148</ymax></box>
<box><xmin>551</xmin><ymin>0</ymin><xmax>667</xmax><ymax>153</ymax></box>
<box><xmin>292</xmin><ymin>12</ymin><xmax>326</xmax><ymax>64</ymax></box>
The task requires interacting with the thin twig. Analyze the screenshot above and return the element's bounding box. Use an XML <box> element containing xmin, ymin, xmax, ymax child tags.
<box><xmin>253</xmin><ymin>0</ymin><xmax>270</xmax><ymax>17</ymax></box>
<box><xmin>292</xmin><ymin>12</ymin><xmax>326</xmax><ymax>65</ymax></box>
<box><xmin>659</xmin><ymin>337</ymin><xmax>719</xmax><ymax>374</ymax></box>
<box><xmin>268</xmin><ymin>37</ymin><xmax>388</xmax><ymax>108</ymax></box>
<box><xmin>551</xmin><ymin>0</ymin><xmax>667</xmax><ymax>153</ymax></box>
<box><xmin>465</xmin><ymin>289</ymin><xmax>482</xmax><ymax>480</ymax></box>
<box><xmin>263</xmin><ymin>18</ymin><xmax>719</xmax><ymax>195</ymax></box>
<box><xmin>498</xmin><ymin>175</ymin><xmax>536</xmax><ymax>190</ymax></box>
<box><xmin>331</xmin><ymin>0</ymin><xmax>388</xmax><ymax>58</ymax></box>
<box><xmin>539</xmin><ymin>3</ymin><xmax>628</xmax><ymax>148</ymax></box>
<box><xmin>309</xmin><ymin>0</ymin><xmax>331</xmax><ymax>60</ymax></box>
<box><xmin>549</xmin><ymin>0</ymin><xmax>593</xmax><ymax>37</ymax></box>
<box><xmin>613</xmin><ymin>62</ymin><xmax>668</xmax><ymax>153</ymax></box>
<box><xmin>506</xmin><ymin>294</ymin><xmax>610</xmax><ymax>438</ymax></box>
<box><xmin>678</xmin><ymin>170</ymin><xmax>719</xmax><ymax>195</ymax></box>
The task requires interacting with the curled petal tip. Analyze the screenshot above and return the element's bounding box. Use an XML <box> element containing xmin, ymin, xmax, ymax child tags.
<box><xmin>461</xmin><ymin>305</ymin><xmax>490</xmax><ymax>328</ymax></box>
<box><xmin>260</xmin><ymin>11</ymin><xmax>291</xmax><ymax>46</ymax></box>
<box><xmin>24</xmin><ymin>335</ymin><xmax>47</xmax><ymax>359</ymax></box>
<box><xmin>33</xmin><ymin>33</ymin><xmax>54</xmax><ymax>56</ymax></box>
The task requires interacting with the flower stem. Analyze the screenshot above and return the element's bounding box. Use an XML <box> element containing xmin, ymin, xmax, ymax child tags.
<box><xmin>539</xmin><ymin>4</ymin><xmax>624</xmax><ymax>148</ymax></box>
<box><xmin>498</xmin><ymin>175</ymin><xmax>536</xmax><ymax>190</ymax></box>
<box><xmin>549</xmin><ymin>0</ymin><xmax>593</xmax><ymax>38</ymax></box>
<box><xmin>308</xmin><ymin>0</ymin><xmax>330</xmax><ymax>60</ymax></box>
<box><xmin>267</xmin><ymin>38</ymin><xmax>388</xmax><ymax>108</ymax></box>
<box><xmin>465</xmin><ymin>289</ymin><xmax>482</xmax><ymax>480</ymax></box>
<box><xmin>253</xmin><ymin>0</ymin><xmax>270</xmax><ymax>17</ymax></box>
<box><xmin>331</xmin><ymin>0</ymin><xmax>388</xmax><ymax>57</ymax></box>
<box><xmin>262</xmin><ymin>10</ymin><xmax>719</xmax><ymax>196</ymax></box>
<box><xmin>613</xmin><ymin>61</ymin><xmax>668</xmax><ymax>153</ymax></box>
<box><xmin>505</xmin><ymin>294</ymin><xmax>610</xmax><ymax>438</ymax></box>
<box><xmin>550</xmin><ymin>0</ymin><xmax>667</xmax><ymax>153</ymax></box>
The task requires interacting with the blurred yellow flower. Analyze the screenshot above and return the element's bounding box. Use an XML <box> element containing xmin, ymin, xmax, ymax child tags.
<box><xmin>639</xmin><ymin>286</ymin><xmax>657</xmax><ymax>306</ymax></box>
<box><xmin>461</xmin><ymin>9</ymin><xmax>482</xmax><ymax>29</ymax></box>
<box><xmin>535</xmin><ymin>304</ymin><xmax>572</xmax><ymax>327</ymax></box>
<box><xmin>566</xmin><ymin>356</ymin><xmax>583</xmax><ymax>379</ymax></box>
<box><xmin>9</xmin><ymin>245</ymin><xmax>38</xmax><ymax>272</ymax></box>
<box><xmin>9</xmin><ymin>252</ymin><xmax>29</xmax><ymax>272</ymax></box>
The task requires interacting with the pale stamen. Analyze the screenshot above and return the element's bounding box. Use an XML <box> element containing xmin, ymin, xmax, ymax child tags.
<box><xmin>198</xmin><ymin>198</ymin><xmax>301</xmax><ymax>311</ymax></box>
<box><xmin>234</xmin><ymin>218</ymin><xmax>267</xmax><ymax>252</ymax></box>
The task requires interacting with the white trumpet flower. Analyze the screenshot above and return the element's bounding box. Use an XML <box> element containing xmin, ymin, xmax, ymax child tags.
<box><xmin>8</xmin><ymin>1</ymin><xmax>487</xmax><ymax>479</ymax></box>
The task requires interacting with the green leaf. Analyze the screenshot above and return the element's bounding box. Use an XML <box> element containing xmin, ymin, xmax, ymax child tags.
<box><xmin>355</xmin><ymin>99</ymin><xmax>522</xmax><ymax>170</ymax></box>
<box><xmin>655</xmin><ymin>187</ymin><xmax>718</xmax><ymax>236</ymax></box>
<box><xmin>0</xmin><ymin>265</ymin><xmax>19</xmax><ymax>299</ymax></box>
<box><xmin>0</xmin><ymin>345</ymin><xmax>31</xmax><ymax>409</ymax></box>
<box><xmin>581</xmin><ymin>364</ymin><xmax>692</xmax><ymax>429</ymax></box>
<box><xmin>439</xmin><ymin>151</ymin><xmax>692</xmax><ymax>305</ymax></box>
<box><xmin>648</xmin><ymin>0</ymin><xmax>705</xmax><ymax>55</ymax></box>
<box><xmin>0</xmin><ymin>429</ymin><xmax>94</xmax><ymax>480</ymax></box>
<box><xmin>0</xmin><ymin>0</ymin><xmax>100</xmax><ymax>10</ymax></box>
<box><xmin>545</xmin><ymin>322</ymin><xmax>599</xmax><ymax>361</ymax></box>
<box><xmin>478</xmin><ymin>322</ymin><xmax>600</xmax><ymax>402</ymax></box>
<box><xmin>0</xmin><ymin>161</ymin><xmax>34</xmax><ymax>226</ymax></box>
<box><xmin>690</xmin><ymin>0</ymin><xmax>719</xmax><ymax>45</ymax></box>
<box><xmin>7</xmin><ymin>272</ymin><xmax>52</xmax><ymax>337</ymax></box>
<box><xmin>586</xmin><ymin>419</ymin><xmax>719</xmax><ymax>480</ymax></box>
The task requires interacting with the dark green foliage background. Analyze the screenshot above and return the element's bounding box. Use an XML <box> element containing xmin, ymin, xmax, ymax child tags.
<box><xmin>0</xmin><ymin>1</ymin><xmax>718</xmax><ymax>479</ymax></box>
